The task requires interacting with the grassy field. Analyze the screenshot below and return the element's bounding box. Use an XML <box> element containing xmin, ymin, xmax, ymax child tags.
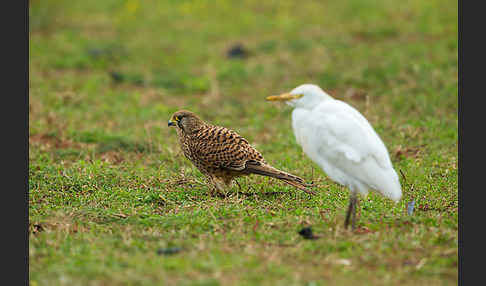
<box><xmin>29</xmin><ymin>0</ymin><xmax>458</xmax><ymax>285</ymax></box>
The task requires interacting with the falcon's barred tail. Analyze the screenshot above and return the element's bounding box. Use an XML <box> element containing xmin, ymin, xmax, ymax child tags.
<box><xmin>244</xmin><ymin>161</ymin><xmax>315</xmax><ymax>195</ymax></box>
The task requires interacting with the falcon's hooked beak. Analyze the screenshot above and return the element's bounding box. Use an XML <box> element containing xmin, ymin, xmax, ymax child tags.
<box><xmin>265</xmin><ymin>93</ymin><xmax>304</xmax><ymax>102</ymax></box>
<box><xmin>168</xmin><ymin>119</ymin><xmax>176</xmax><ymax>127</ymax></box>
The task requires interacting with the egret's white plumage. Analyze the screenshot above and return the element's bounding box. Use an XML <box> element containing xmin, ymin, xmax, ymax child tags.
<box><xmin>267</xmin><ymin>84</ymin><xmax>402</xmax><ymax>229</ymax></box>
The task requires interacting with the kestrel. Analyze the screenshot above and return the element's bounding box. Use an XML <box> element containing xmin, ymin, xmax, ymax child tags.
<box><xmin>168</xmin><ymin>110</ymin><xmax>313</xmax><ymax>195</ymax></box>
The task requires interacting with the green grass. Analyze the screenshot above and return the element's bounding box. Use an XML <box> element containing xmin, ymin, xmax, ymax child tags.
<box><xmin>29</xmin><ymin>0</ymin><xmax>458</xmax><ymax>285</ymax></box>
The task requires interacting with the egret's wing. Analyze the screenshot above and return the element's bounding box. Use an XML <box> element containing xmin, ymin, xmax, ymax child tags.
<box><xmin>308</xmin><ymin>100</ymin><xmax>393</xmax><ymax>170</ymax></box>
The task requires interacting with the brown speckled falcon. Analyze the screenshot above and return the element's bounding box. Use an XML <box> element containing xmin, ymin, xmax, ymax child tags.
<box><xmin>168</xmin><ymin>110</ymin><xmax>313</xmax><ymax>195</ymax></box>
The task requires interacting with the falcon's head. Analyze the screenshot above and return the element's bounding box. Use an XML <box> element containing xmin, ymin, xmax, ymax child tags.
<box><xmin>266</xmin><ymin>84</ymin><xmax>333</xmax><ymax>109</ymax></box>
<box><xmin>168</xmin><ymin>110</ymin><xmax>204</xmax><ymax>134</ymax></box>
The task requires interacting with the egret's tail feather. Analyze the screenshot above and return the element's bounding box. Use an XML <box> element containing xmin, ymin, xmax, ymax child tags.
<box><xmin>243</xmin><ymin>161</ymin><xmax>315</xmax><ymax>195</ymax></box>
<box><xmin>379</xmin><ymin>169</ymin><xmax>402</xmax><ymax>202</ymax></box>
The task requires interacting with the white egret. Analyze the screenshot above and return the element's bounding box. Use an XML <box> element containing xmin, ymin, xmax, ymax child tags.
<box><xmin>266</xmin><ymin>84</ymin><xmax>402</xmax><ymax>230</ymax></box>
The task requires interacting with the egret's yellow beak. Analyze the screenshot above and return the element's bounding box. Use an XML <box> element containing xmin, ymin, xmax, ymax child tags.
<box><xmin>265</xmin><ymin>93</ymin><xmax>303</xmax><ymax>102</ymax></box>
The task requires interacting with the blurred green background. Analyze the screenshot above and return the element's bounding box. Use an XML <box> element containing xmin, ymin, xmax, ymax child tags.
<box><xmin>29</xmin><ymin>0</ymin><xmax>457</xmax><ymax>285</ymax></box>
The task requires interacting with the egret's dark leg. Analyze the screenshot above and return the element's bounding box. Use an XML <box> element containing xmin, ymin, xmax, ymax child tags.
<box><xmin>344</xmin><ymin>199</ymin><xmax>353</xmax><ymax>229</ymax></box>
<box><xmin>344</xmin><ymin>193</ymin><xmax>358</xmax><ymax>230</ymax></box>
<box><xmin>351</xmin><ymin>197</ymin><xmax>359</xmax><ymax>230</ymax></box>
